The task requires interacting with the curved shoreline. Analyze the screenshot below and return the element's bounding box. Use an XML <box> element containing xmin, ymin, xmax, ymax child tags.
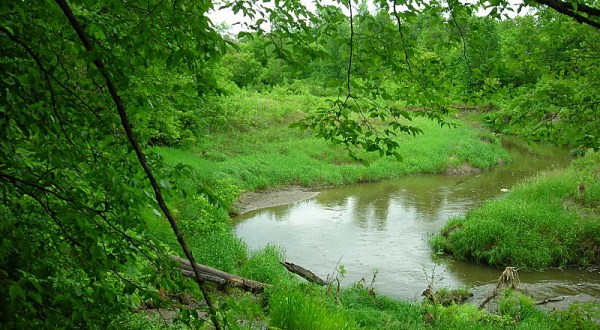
<box><xmin>233</xmin><ymin>186</ymin><xmax>320</xmax><ymax>215</ymax></box>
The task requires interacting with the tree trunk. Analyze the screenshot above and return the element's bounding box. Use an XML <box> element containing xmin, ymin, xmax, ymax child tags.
<box><xmin>170</xmin><ymin>255</ymin><xmax>268</xmax><ymax>293</ymax></box>
<box><xmin>280</xmin><ymin>261</ymin><xmax>326</xmax><ymax>285</ymax></box>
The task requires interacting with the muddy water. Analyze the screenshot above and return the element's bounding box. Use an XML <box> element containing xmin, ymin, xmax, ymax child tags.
<box><xmin>234</xmin><ymin>140</ymin><xmax>600</xmax><ymax>308</ymax></box>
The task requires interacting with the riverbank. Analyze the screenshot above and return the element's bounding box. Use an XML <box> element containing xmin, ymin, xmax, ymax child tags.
<box><xmin>234</xmin><ymin>186</ymin><xmax>320</xmax><ymax>215</ymax></box>
<box><xmin>432</xmin><ymin>150</ymin><xmax>600</xmax><ymax>270</ymax></box>
<box><xmin>145</xmin><ymin>93</ymin><xmax>598</xmax><ymax>329</ymax></box>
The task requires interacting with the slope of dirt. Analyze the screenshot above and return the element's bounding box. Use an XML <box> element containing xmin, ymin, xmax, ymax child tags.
<box><xmin>233</xmin><ymin>186</ymin><xmax>320</xmax><ymax>215</ymax></box>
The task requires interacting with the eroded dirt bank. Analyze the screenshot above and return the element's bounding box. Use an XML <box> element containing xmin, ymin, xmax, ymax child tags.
<box><xmin>233</xmin><ymin>186</ymin><xmax>320</xmax><ymax>215</ymax></box>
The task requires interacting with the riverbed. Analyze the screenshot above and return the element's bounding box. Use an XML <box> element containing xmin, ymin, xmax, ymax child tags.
<box><xmin>234</xmin><ymin>139</ymin><xmax>600</xmax><ymax>309</ymax></box>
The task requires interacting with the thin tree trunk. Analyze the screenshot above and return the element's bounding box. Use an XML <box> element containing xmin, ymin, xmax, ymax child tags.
<box><xmin>171</xmin><ymin>255</ymin><xmax>268</xmax><ymax>293</ymax></box>
<box><xmin>53</xmin><ymin>1</ymin><xmax>220</xmax><ymax>328</ymax></box>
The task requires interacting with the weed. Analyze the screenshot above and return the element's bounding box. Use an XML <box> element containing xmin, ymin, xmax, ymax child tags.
<box><xmin>550</xmin><ymin>301</ymin><xmax>600</xmax><ymax>330</ymax></box>
<box><xmin>498</xmin><ymin>289</ymin><xmax>537</xmax><ymax>322</ymax></box>
<box><xmin>268</xmin><ymin>284</ymin><xmax>358</xmax><ymax>330</ymax></box>
<box><xmin>239</xmin><ymin>244</ymin><xmax>290</xmax><ymax>284</ymax></box>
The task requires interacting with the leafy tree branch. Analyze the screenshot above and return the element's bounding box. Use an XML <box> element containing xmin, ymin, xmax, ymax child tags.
<box><xmin>53</xmin><ymin>0</ymin><xmax>221</xmax><ymax>328</ymax></box>
<box><xmin>533</xmin><ymin>0</ymin><xmax>600</xmax><ymax>28</ymax></box>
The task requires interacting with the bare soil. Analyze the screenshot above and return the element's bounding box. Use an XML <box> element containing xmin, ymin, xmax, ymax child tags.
<box><xmin>233</xmin><ymin>186</ymin><xmax>320</xmax><ymax>215</ymax></box>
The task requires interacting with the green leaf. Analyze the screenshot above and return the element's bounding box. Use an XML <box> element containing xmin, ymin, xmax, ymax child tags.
<box><xmin>9</xmin><ymin>283</ymin><xmax>25</xmax><ymax>301</ymax></box>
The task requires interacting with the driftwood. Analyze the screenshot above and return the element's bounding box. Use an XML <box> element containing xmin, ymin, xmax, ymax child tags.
<box><xmin>536</xmin><ymin>296</ymin><xmax>565</xmax><ymax>305</ymax></box>
<box><xmin>280</xmin><ymin>261</ymin><xmax>326</xmax><ymax>286</ymax></box>
<box><xmin>170</xmin><ymin>255</ymin><xmax>267</xmax><ymax>293</ymax></box>
<box><xmin>479</xmin><ymin>267</ymin><xmax>521</xmax><ymax>309</ymax></box>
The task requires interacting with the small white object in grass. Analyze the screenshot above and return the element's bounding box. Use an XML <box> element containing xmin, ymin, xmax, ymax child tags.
<box><xmin>500</xmin><ymin>188</ymin><xmax>509</xmax><ymax>193</ymax></box>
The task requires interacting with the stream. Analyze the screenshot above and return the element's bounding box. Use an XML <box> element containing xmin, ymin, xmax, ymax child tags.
<box><xmin>234</xmin><ymin>139</ymin><xmax>600</xmax><ymax>309</ymax></box>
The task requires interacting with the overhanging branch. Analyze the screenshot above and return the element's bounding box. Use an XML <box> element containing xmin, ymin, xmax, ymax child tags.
<box><xmin>53</xmin><ymin>1</ymin><xmax>221</xmax><ymax>328</ymax></box>
<box><xmin>534</xmin><ymin>0</ymin><xmax>600</xmax><ymax>29</ymax></box>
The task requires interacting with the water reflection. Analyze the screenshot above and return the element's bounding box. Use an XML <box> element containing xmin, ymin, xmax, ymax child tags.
<box><xmin>233</xmin><ymin>140</ymin><xmax>590</xmax><ymax>302</ymax></box>
<box><xmin>241</xmin><ymin>203</ymin><xmax>294</xmax><ymax>222</ymax></box>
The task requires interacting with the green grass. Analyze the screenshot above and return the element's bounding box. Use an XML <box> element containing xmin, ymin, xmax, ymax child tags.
<box><xmin>142</xmin><ymin>90</ymin><xmax>600</xmax><ymax>329</ymax></box>
<box><xmin>156</xmin><ymin>91</ymin><xmax>508</xmax><ymax>195</ymax></box>
<box><xmin>432</xmin><ymin>150</ymin><xmax>600</xmax><ymax>269</ymax></box>
<box><xmin>268</xmin><ymin>283</ymin><xmax>358</xmax><ymax>330</ymax></box>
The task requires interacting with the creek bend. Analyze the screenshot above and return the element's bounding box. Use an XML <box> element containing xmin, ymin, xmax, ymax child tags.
<box><xmin>233</xmin><ymin>141</ymin><xmax>600</xmax><ymax>308</ymax></box>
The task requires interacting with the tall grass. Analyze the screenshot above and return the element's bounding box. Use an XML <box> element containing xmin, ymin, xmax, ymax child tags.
<box><xmin>432</xmin><ymin>151</ymin><xmax>600</xmax><ymax>269</ymax></box>
<box><xmin>268</xmin><ymin>284</ymin><xmax>358</xmax><ymax>330</ymax></box>
<box><xmin>156</xmin><ymin>91</ymin><xmax>508</xmax><ymax>193</ymax></box>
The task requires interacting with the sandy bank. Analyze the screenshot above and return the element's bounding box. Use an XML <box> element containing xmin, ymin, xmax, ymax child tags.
<box><xmin>233</xmin><ymin>186</ymin><xmax>320</xmax><ymax>215</ymax></box>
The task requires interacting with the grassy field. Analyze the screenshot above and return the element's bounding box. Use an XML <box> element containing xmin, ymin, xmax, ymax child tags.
<box><xmin>156</xmin><ymin>90</ymin><xmax>509</xmax><ymax>193</ymax></box>
<box><xmin>141</xmin><ymin>90</ymin><xmax>599</xmax><ymax>329</ymax></box>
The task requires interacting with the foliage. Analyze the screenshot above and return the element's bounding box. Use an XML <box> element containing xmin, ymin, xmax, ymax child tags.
<box><xmin>267</xmin><ymin>283</ymin><xmax>358</xmax><ymax>330</ymax></box>
<box><xmin>2</xmin><ymin>0</ymin><xmax>600</xmax><ymax>327</ymax></box>
<box><xmin>432</xmin><ymin>151</ymin><xmax>600</xmax><ymax>269</ymax></box>
<box><xmin>130</xmin><ymin>73</ymin><xmax>230</xmax><ymax>146</ymax></box>
<box><xmin>550</xmin><ymin>301</ymin><xmax>600</xmax><ymax>330</ymax></box>
<box><xmin>484</xmin><ymin>12</ymin><xmax>600</xmax><ymax>151</ymax></box>
<box><xmin>220</xmin><ymin>3</ymin><xmax>599</xmax><ymax>153</ymax></box>
<box><xmin>0</xmin><ymin>0</ymin><xmax>229</xmax><ymax>326</ymax></box>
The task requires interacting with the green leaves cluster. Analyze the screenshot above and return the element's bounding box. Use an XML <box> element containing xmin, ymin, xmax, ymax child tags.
<box><xmin>484</xmin><ymin>11</ymin><xmax>600</xmax><ymax>151</ymax></box>
<box><xmin>0</xmin><ymin>0</ymin><xmax>229</xmax><ymax>326</ymax></box>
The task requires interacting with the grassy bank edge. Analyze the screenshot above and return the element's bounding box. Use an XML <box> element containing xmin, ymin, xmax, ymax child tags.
<box><xmin>431</xmin><ymin>150</ymin><xmax>600</xmax><ymax>270</ymax></box>
<box><xmin>140</xmin><ymin>93</ymin><xmax>598</xmax><ymax>328</ymax></box>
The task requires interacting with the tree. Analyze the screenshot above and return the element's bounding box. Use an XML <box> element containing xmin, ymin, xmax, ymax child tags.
<box><xmin>1</xmin><ymin>0</ymin><xmax>599</xmax><ymax>327</ymax></box>
<box><xmin>486</xmin><ymin>9</ymin><xmax>599</xmax><ymax>151</ymax></box>
<box><xmin>1</xmin><ymin>0</ymin><xmax>230</xmax><ymax>327</ymax></box>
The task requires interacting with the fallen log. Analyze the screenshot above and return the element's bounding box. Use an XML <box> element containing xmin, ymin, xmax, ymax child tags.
<box><xmin>170</xmin><ymin>255</ymin><xmax>268</xmax><ymax>293</ymax></box>
<box><xmin>280</xmin><ymin>261</ymin><xmax>326</xmax><ymax>286</ymax></box>
<box><xmin>536</xmin><ymin>296</ymin><xmax>565</xmax><ymax>305</ymax></box>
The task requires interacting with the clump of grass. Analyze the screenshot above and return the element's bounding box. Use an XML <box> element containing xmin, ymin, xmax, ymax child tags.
<box><xmin>432</xmin><ymin>151</ymin><xmax>600</xmax><ymax>269</ymax></box>
<box><xmin>340</xmin><ymin>285</ymin><xmax>424</xmax><ymax>329</ymax></box>
<box><xmin>188</xmin><ymin>231</ymin><xmax>248</xmax><ymax>273</ymax></box>
<box><xmin>498</xmin><ymin>289</ymin><xmax>538</xmax><ymax>322</ymax></box>
<box><xmin>239</xmin><ymin>244</ymin><xmax>290</xmax><ymax>284</ymax></box>
<box><xmin>267</xmin><ymin>283</ymin><xmax>358</xmax><ymax>330</ymax></box>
